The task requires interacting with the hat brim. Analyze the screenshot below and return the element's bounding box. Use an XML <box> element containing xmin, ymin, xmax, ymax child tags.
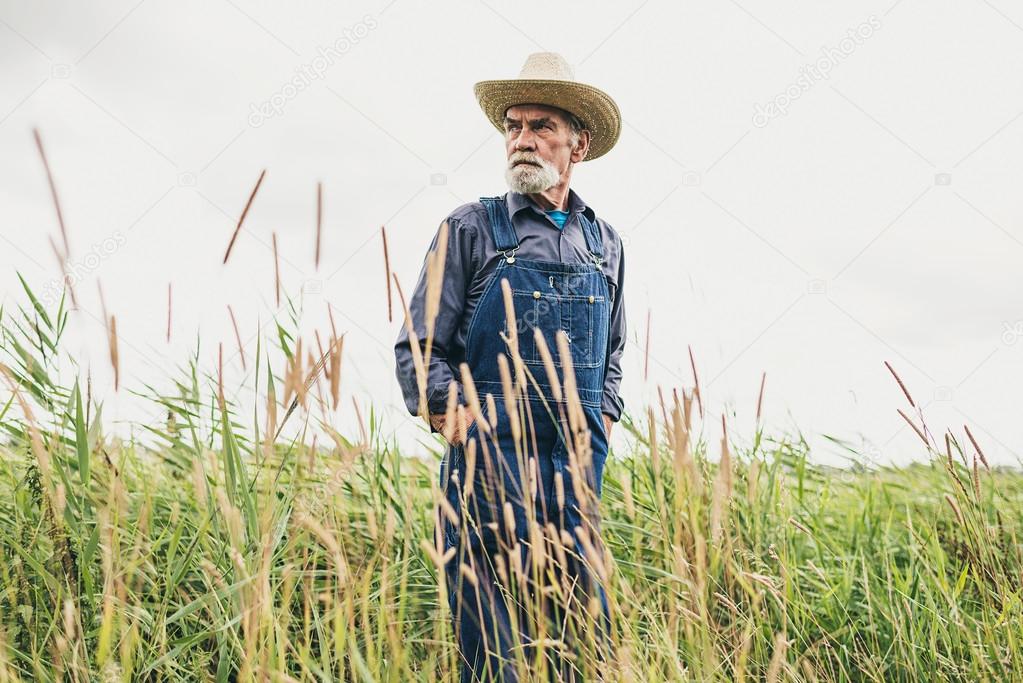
<box><xmin>473</xmin><ymin>79</ymin><xmax>621</xmax><ymax>161</ymax></box>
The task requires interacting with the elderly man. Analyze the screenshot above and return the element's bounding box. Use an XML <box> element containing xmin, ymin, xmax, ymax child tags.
<box><xmin>394</xmin><ymin>52</ymin><xmax>626</xmax><ymax>681</ymax></box>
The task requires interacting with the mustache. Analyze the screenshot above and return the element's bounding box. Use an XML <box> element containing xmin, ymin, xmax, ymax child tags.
<box><xmin>509</xmin><ymin>154</ymin><xmax>545</xmax><ymax>168</ymax></box>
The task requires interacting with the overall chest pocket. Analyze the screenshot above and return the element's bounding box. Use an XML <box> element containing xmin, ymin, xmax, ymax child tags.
<box><xmin>509</xmin><ymin>287</ymin><xmax>607</xmax><ymax>369</ymax></box>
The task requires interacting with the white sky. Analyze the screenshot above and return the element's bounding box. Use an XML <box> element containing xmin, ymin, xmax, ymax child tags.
<box><xmin>2</xmin><ymin>0</ymin><xmax>1022</xmax><ymax>466</ymax></box>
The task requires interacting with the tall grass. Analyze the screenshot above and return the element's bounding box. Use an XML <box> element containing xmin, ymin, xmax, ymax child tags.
<box><xmin>0</xmin><ymin>277</ymin><xmax>1020</xmax><ymax>682</ymax></box>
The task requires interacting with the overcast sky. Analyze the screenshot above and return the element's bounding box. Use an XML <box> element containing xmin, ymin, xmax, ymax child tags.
<box><xmin>2</xmin><ymin>0</ymin><xmax>1022</xmax><ymax>466</ymax></box>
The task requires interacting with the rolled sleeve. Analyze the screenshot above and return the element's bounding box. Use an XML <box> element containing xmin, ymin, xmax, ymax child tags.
<box><xmin>601</xmin><ymin>231</ymin><xmax>626</xmax><ymax>422</ymax></box>
<box><xmin>393</xmin><ymin>216</ymin><xmax>474</xmax><ymax>421</ymax></box>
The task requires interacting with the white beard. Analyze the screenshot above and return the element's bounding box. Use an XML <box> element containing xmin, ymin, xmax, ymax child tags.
<box><xmin>505</xmin><ymin>156</ymin><xmax>560</xmax><ymax>194</ymax></box>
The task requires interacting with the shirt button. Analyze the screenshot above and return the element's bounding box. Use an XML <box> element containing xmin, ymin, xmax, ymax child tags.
<box><xmin>533</xmin><ymin>290</ymin><xmax>541</xmax><ymax>299</ymax></box>
<box><xmin>588</xmin><ymin>295</ymin><xmax>595</xmax><ymax>304</ymax></box>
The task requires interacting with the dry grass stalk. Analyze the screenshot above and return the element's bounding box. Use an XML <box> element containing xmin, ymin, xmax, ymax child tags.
<box><xmin>302</xmin><ymin>338</ymin><xmax>337</xmax><ymax>403</ymax></box>
<box><xmin>272</xmin><ymin>232</ymin><xmax>281</xmax><ymax>307</ymax></box>
<box><xmin>688</xmin><ymin>345</ymin><xmax>704</xmax><ymax>419</ymax></box>
<box><xmin>555</xmin><ymin>330</ymin><xmax>584</xmax><ymax>436</ymax></box>
<box><xmin>884</xmin><ymin>360</ymin><xmax>916</xmax><ymax>407</ymax></box>
<box><xmin>534</xmin><ymin>328</ymin><xmax>562</xmax><ymax>403</ymax></box>
<box><xmin>438</xmin><ymin>495</ymin><xmax>458</xmax><ymax>527</ymax></box>
<box><xmin>528</xmin><ymin>520</ymin><xmax>545</xmax><ymax>572</ymax></box>
<box><xmin>294</xmin><ymin>511</ymin><xmax>349</xmax><ymax>582</ymax></box>
<box><xmin>34</xmin><ymin>129</ymin><xmax>79</xmax><ymax>309</ymax></box>
<box><xmin>972</xmin><ymin>455</ymin><xmax>981</xmax><ymax>499</ymax></box>
<box><xmin>191</xmin><ymin>456</ymin><xmax>208</xmax><ymax>511</ymax></box>
<box><xmin>458</xmin><ymin>563</ymin><xmax>479</xmax><ymax>588</ymax></box>
<box><xmin>47</xmin><ymin>235</ymin><xmax>78</xmax><ymax>308</ymax></box>
<box><xmin>496</xmin><ymin>354</ymin><xmax>521</xmax><ymax>444</ymax></box>
<box><xmin>442</xmin><ymin>381</ymin><xmax>458</xmax><ymax>445</ymax></box>
<box><xmin>485</xmin><ymin>393</ymin><xmax>497</xmax><ymax>430</ymax></box>
<box><xmin>108</xmin><ymin>315</ymin><xmax>119</xmax><ymax>391</ymax></box>
<box><xmin>574</xmin><ymin>525</ymin><xmax>607</xmax><ymax>584</ymax></box>
<box><xmin>644</xmin><ymin>308</ymin><xmax>651</xmax><ymax>381</ymax></box>
<box><xmin>272</xmin><ymin>332</ymin><xmax>344</xmax><ymax>442</ymax></box>
<box><xmin>766</xmin><ymin>631</ymin><xmax>790</xmax><ymax>683</ymax></box>
<box><xmin>499</xmin><ymin>279</ymin><xmax>528</xmax><ymax>389</ymax></box>
<box><xmin>381</xmin><ymin>225</ymin><xmax>393</xmax><ymax>322</ymax></box>
<box><xmin>897</xmin><ymin>409</ymin><xmax>928</xmax><ymax>447</ymax></box>
<box><xmin>0</xmin><ymin>365</ymin><xmax>53</xmax><ymax>493</ymax></box>
<box><xmin>788</xmin><ymin>517</ymin><xmax>811</xmax><ymax>536</ymax></box>
<box><xmin>392</xmin><ymin>275</ymin><xmax>428</xmax><ymax>418</ymax></box>
<box><xmin>1</xmin><ymin>368</ymin><xmax>78</xmax><ymax>590</ymax></box>
<box><xmin>622</xmin><ymin>470</ymin><xmax>636</xmax><ymax>520</ymax></box>
<box><xmin>943</xmin><ymin>443</ymin><xmax>973</xmax><ymax>502</ymax></box>
<box><xmin>223</xmin><ymin>168</ymin><xmax>266</xmax><ymax>264</ymax></box>
<box><xmin>647</xmin><ymin>406</ymin><xmax>660</xmax><ymax>472</ymax></box>
<box><xmin>96</xmin><ymin>281</ymin><xmax>109</xmax><ymax>326</ymax></box>
<box><xmin>351</xmin><ymin>396</ymin><xmax>368</xmax><ymax>445</ymax></box>
<box><xmin>963</xmin><ymin>424</ymin><xmax>990</xmax><ymax>471</ymax></box>
<box><xmin>33</xmin><ymin>129</ymin><xmax>71</xmax><ymax>258</ymax></box>
<box><xmin>944</xmin><ymin>493</ymin><xmax>965</xmax><ymax>527</ymax></box>
<box><xmin>282</xmin><ymin>337</ymin><xmax>303</xmax><ymax>410</ymax></box>
<box><xmin>314</xmin><ymin>181</ymin><xmax>323</xmax><ymax>269</ymax></box>
<box><xmin>710</xmin><ymin>414</ymin><xmax>733</xmax><ymax>542</ymax></box>
<box><xmin>217</xmin><ymin>343</ymin><xmax>226</xmax><ymax>409</ymax></box>
<box><xmin>166</xmin><ymin>282</ymin><xmax>172</xmax><ymax>342</ymax></box>
<box><xmin>945</xmin><ymin>432</ymin><xmax>955</xmax><ymax>471</ymax></box>
<box><xmin>463</xmin><ymin>433</ymin><xmax>477</xmax><ymax>498</ymax></box>
<box><xmin>227</xmin><ymin>305</ymin><xmax>246</xmax><ymax>371</ymax></box>
<box><xmin>678</xmin><ymin>388</ymin><xmax>694</xmax><ymax>435</ymax></box>
<box><xmin>264</xmin><ymin>375</ymin><xmax>278</xmax><ymax>447</ymax></box>
<box><xmin>671</xmin><ymin>402</ymin><xmax>699</xmax><ymax>492</ymax></box>
<box><xmin>747</xmin><ymin>457</ymin><xmax>761</xmax><ymax>505</ymax></box>
<box><xmin>0</xmin><ymin>621</ymin><xmax>18</xmax><ymax>682</ymax></box>
<box><xmin>326</xmin><ymin>302</ymin><xmax>338</xmax><ymax>341</ymax></box>
<box><xmin>755</xmin><ymin>371</ymin><xmax>767</xmax><ymax>424</ymax></box>
<box><xmin>328</xmin><ymin>333</ymin><xmax>344</xmax><ymax>410</ymax></box>
<box><xmin>656</xmin><ymin>386</ymin><xmax>670</xmax><ymax>442</ymax></box>
<box><xmin>423</xmin><ymin>221</ymin><xmax>449</xmax><ymax>370</ymax></box>
<box><xmin>733</xmin><ymin>627</ymin><xmax>753</xmax><ymax>683</ymax></box>
<box><xmin>458</xmin><ymin>363</ymin><xmax>488</xmax><ymax>435</ymax></box>
<box><xmin>421</xmin><ymin>494</ymin><xmax>455</xmax><ymax>570</ymax></box>
<box><xmin>499</xmin><ymin>278</ymin><xmax>519</xmax><ymax>359</ymax></box>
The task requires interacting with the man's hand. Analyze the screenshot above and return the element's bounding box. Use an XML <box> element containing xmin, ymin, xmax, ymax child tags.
<box><xmin>603</xmin><ymin>413</ymin><xmax>613</xmax><ymax>440</ymax></box>
<box><xmin>430</xmin><ymin>413</ymin><xmax>476</xmax><ymax>445</ymax></box>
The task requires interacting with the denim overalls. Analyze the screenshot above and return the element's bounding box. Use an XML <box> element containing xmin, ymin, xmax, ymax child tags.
<box><xmin>439</xmin><ymin>195</ymin><xmax>613</xmax><ymax>682</ymax></box>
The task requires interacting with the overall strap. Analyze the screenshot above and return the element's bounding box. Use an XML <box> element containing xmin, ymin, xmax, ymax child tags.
<box><xmin>479</xmin><ymin>196</ymin><xmax>520</xmax><ymax>252</ymax></box>
<box><xmin>579</xmin><ymin>213</ymin><xmax>605</xmax><ymax>264</ymax></box>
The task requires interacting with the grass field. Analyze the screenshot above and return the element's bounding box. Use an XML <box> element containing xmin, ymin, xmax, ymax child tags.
<box><xmin>1</xmin><ymin>280</ymin><xmax>1022</xmax><ymax>682</ymax></box>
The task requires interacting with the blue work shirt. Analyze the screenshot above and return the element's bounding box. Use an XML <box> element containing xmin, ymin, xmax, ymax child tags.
<box><xmin>394</xmin><ymin>187</ymin><xmax>626</xmax><ymax>423</ymax></box>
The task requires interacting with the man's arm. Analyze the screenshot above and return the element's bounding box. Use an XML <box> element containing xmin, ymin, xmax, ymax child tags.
<box><xmin>601</xmin><ymin>230</ymin><xmax>626</xmax><ymax>428</ymax></box>
<box><xmin>394</xmin><ymin>217</ymin><xmax>476</xmax><ymax>431</ymax></box>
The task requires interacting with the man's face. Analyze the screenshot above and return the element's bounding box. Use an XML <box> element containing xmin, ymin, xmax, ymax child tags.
<box><xmin>503</xmin><ymin>104</ymin><xmax>589</xmax><ymax>194</ymax></box>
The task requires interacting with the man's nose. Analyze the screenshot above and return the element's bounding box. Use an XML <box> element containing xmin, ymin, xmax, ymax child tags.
<box><xmin>512</xmin><ymin>127</ymin><xmax>536</xmax><ymax>151</ymax></box>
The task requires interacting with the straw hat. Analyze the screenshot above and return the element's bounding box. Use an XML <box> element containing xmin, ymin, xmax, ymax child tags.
<box><xmin>474</xmin><ymin>52</ymin><xmax>621</xmax><ymax>161</ymax></box>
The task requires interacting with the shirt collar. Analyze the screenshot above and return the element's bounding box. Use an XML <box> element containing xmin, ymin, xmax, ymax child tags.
<box><xmin>506</xmin><ymin>188</ymin><xmax>596</xmax><ymax>223</ymax></box>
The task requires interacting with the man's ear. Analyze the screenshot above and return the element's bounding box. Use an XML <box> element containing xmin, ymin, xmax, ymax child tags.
<box><xmin>571</xmin><ymin>129</ymin><xmax>591</xmax><ymax>163</ymax></box>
